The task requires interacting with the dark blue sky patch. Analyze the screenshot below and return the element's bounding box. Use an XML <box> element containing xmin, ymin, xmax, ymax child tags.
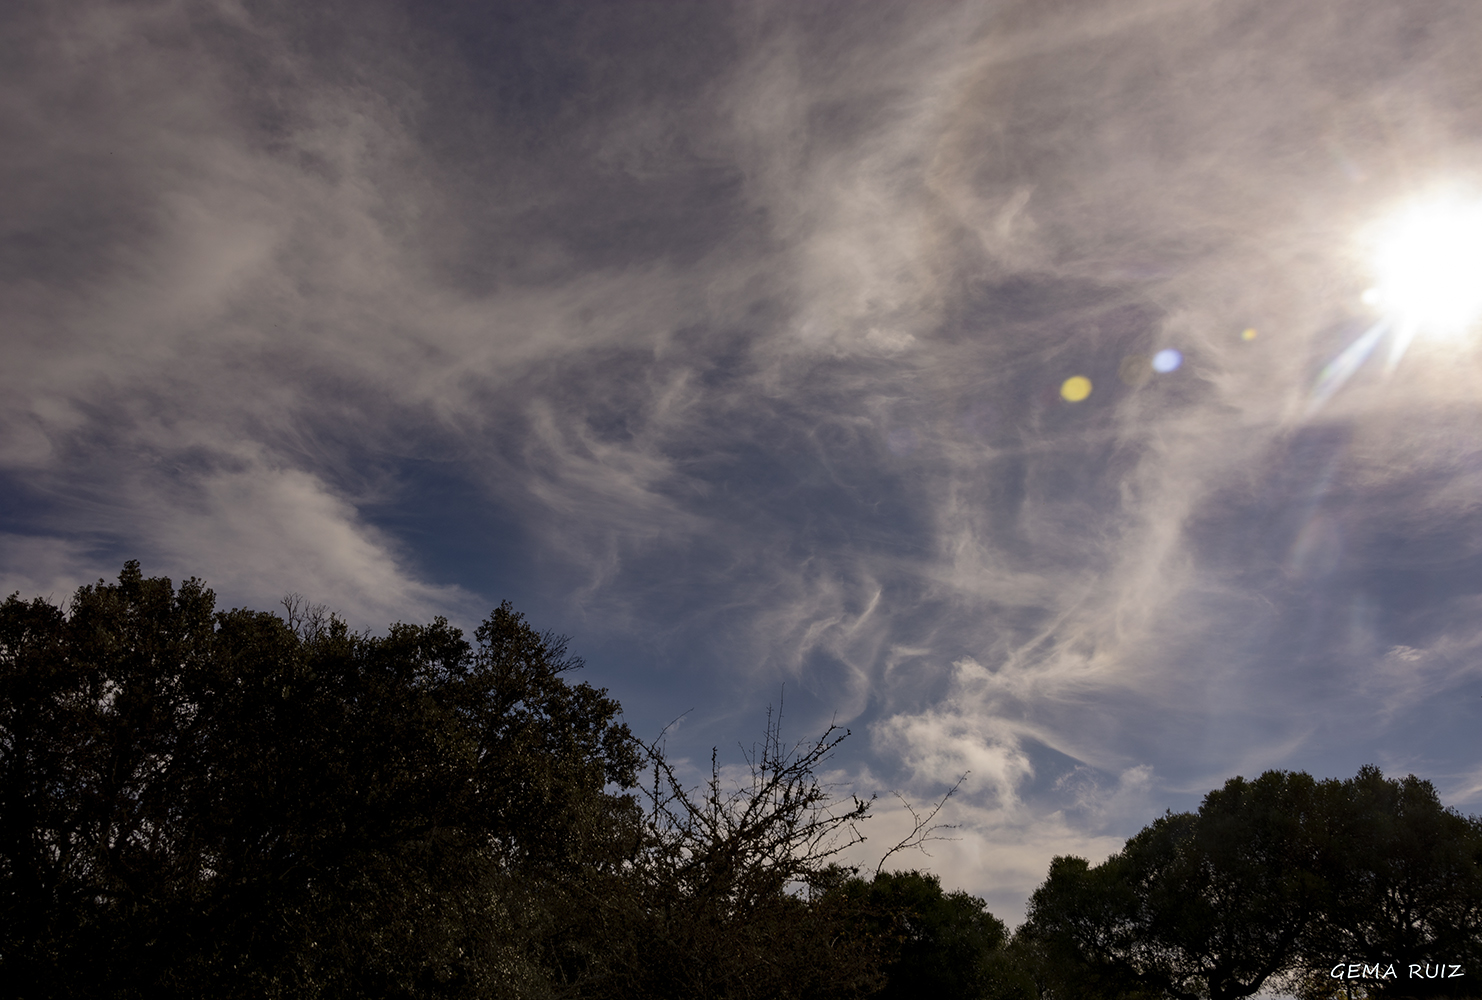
<box><xmin>354</xmin><ymin>456</ymin><xmax>530</xmax><ymax>605</ymax></box>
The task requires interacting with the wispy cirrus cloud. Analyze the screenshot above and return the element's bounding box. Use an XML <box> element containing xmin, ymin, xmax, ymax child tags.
<box><xmin>5</xmin><ymin>0</ymin><xmax>1482</xmax><ymax>924</ymax></box>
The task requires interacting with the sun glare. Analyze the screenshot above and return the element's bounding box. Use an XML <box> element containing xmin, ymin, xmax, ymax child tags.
<box><xmin>1365</xmin><ymin>194</ymin><xmax>1482</xmax><ymax>339</ymax></box>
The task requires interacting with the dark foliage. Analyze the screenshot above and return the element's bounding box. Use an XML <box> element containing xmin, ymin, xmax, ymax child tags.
<box><xmin>1</xmin><ymin>562</ymin><xmax>995</xmax><ymax>1000</ymax></box>
<box><xmin>0</xmin><ymin>563</ymin><xmax>637</xmax><ymax>998</ymax></box>
<box><xmin>1296</xmin><ymin>766</ymin><xmax>1482</xmax><ymax>1000</ymax></box>
<box><xmin>11</xmin><ymin>562</ymin><xmax>1478</xmax><ymax>1000</ymax></box>
<box><xmin>575</xmin><ymin>709</ymin><xmax>888</xmax><ymax>1000</ymax></box>
<box><xmin>1024</xmin><ymin>768</ymin><xmax>1482</xmax><ymax>1000</ymax></box>
<box><xmin>834</xmin><ymin>869</ymin><xmax>1030</xmax><ymax>1000</ymax></box>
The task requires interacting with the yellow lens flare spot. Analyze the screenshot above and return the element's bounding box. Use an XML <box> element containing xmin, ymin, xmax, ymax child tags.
<box><xmin>1366</xmin><ymin>194</ymin><xmax>1482</xmax><ymax>339</ymax></box>
<box><xmin>1241</xmin><ymin>327</ymin><xmax>1258</xmax><ymax>341</ymax></box>
<box><xmin>1060</xmin><ymin>375</ymin><xmax>1092</xmax><ymax>402</ymax></box>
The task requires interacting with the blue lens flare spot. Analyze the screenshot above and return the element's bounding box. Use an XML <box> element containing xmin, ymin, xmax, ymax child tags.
<box><xmin>1152</xmin><ymin>348</ymin><xmax>1183</xmax><ymax>373</ymax></box>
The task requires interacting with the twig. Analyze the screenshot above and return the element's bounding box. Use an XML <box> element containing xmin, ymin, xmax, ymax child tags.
<box><xmin>874</xmin><ymin>771</ymin><xmax>968</xmax><ymax>876</ymax></box>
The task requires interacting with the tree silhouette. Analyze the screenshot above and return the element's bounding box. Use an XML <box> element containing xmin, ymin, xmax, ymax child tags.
<box><xmin>1294</xmin><ymin>766</ymin><xmax>1482</xmax><ymax>1000</ymax></box>
<box><xmin>0</xmin><ymin>563</ymin><xmax>639</xmax><ymax>999</ymax></box>
<box><xmin>2</xmin><ymin>563</ymin><xmax>950</xmax><ymax>1000</ymax></box>
<box><xmin>572</xmin><ymin>706</ymin><xmax>888</xmax><ymax>1000</ymax></box>
<box><xmin>1024</xmin><ymin>768</ymin><xmax>1482</xmax><ymax>1000</ymax></box>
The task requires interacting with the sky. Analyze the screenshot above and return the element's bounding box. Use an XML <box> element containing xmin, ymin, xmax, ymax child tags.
<box><xmin>5</xmin><ymin>0</ymin><xmax>1482</xmax><ymax>927</ymax></box>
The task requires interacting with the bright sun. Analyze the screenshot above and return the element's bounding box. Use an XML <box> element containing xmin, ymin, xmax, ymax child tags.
<box><xmin>1364</xmin><ymin>193</ymin><xmax>1482</xmax><ymax>339</ymax></box>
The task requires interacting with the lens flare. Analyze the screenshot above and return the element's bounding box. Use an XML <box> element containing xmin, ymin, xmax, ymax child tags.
<box><xmin>1060</xmin><ymin>375</ymin><xmax>1092</xmax><ymax>402</ymax></box>
<box><xmin>1307</xmin><ymin>190</ymin><xmax>1482</xmax><ymax>416</ymax></box>
<box><xmin>1307</xmin><ymin>320</ymin><xmax>1387</xmax><ymax>415</ymax></box>
<box><xmin>1366</xmin><ymin>194</ymin><xmax>1482</xmax><ymax>339</ymax></box>
<box><xmin>1152</xmin><ymin>348</ymin><xmax>1182</xmax><ymax>373</ymax></box>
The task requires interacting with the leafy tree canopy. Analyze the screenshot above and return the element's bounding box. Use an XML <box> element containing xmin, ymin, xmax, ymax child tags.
<box><xmin>1</xmin><ymin>562</ymin><xmax>1003</xmax><ymax>1000</ymax></box>
<box><xmin>15</xmin><ymin>563</ymin><xmax>1476</xmax><ymax>1000</ymax></box>
<box><xmin>834</xmin><ymin>869</ymin><xmax>1018</xmax><ymax>1000</ymax></box>
<box><xmin>0</xmin><ymin>562</ymin><xmax>638</xmax><ymax>999</ymax></box>
<box><xmin>1024</xmin><ymin>768</ymin><xmax>1482</xmax><ymax>1000</ymax></box>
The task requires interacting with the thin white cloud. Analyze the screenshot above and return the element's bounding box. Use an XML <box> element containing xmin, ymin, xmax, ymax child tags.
<box><xmin>6</xmin><ymin>0</ymin><xmax>1482</xmax><ymax>922</ymax></box>
<box><xmin>0</xmin><ymin>534</ymin><xmax>116</xmax><ymax>607</ymax></box>
<box><xmin>142</xmin><ymin>461</ymin><xmax>480</xmax><ymax>630</ymax></box>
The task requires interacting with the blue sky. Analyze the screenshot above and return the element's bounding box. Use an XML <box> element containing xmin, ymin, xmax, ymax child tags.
<box><xmin>5</xmin><ymin>0</ymin><xmax>1482</xmax><ymax>925</ymax></box>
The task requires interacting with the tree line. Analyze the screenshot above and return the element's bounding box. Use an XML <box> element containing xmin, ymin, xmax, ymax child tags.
<box><xmin>1</xmin><ymin>563</ymin><xmax>1478</xmax><ymax>999</ymax></box>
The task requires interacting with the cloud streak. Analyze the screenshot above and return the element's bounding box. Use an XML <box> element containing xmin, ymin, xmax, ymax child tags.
<box><xmin>5</xmin><ymin>0</ymin><xmax>1482</xmax><ymax>923</ymax></box>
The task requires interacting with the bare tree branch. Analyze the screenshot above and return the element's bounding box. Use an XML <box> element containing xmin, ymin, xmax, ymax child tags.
<box><xmin>638</xmin><ymin>697</ymin><xmax>876</xmax><ymax>906</ymax></box>
<box><xmin>874</xmin><ymin>771</ymin><xmax>969</xmax><ymax>876</ymax></box>
<box><xmin>279</xmin><ymin>592</ymin><xmax>329</xmax><ymax>641</ymax></box>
